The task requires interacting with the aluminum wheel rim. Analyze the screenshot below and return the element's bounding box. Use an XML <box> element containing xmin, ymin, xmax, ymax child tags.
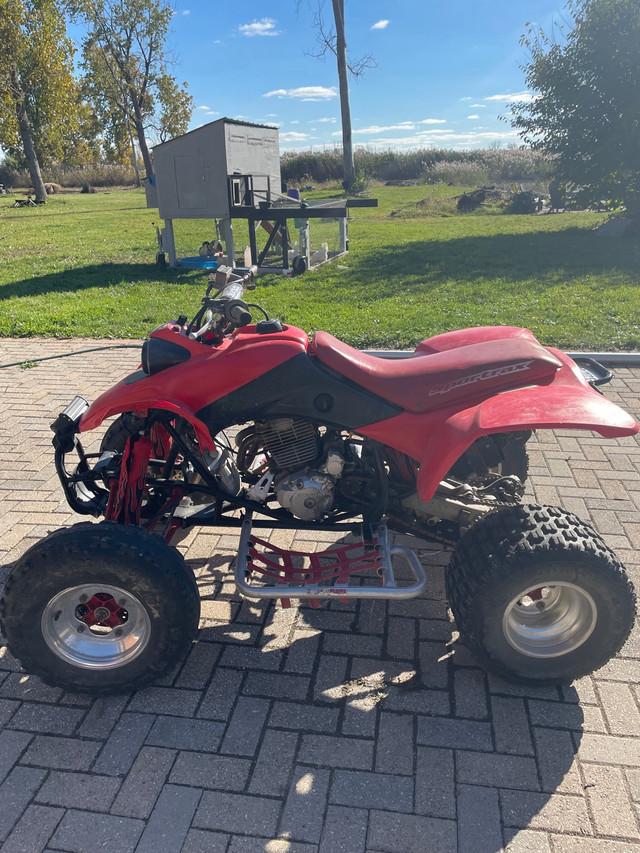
<box><xmin>503</xmin><ymin>581</ymin><xmax>597</xmax><ymax>658</ymax></box>
<box><xmin>41</xmin><ymin>583</ymin><xmax>151</xmax><ymax>670</ymax></box>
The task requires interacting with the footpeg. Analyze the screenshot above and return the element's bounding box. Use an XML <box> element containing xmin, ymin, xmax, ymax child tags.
<box><xmin>236</xmin><ymin>513</ymin><xmax>427</xmax><ymax>602</ymax></box>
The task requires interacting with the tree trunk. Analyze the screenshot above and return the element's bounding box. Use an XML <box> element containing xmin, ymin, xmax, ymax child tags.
<box><xmin>131</xmin><ymin>100</ymin><xmax>154</xmax><ymax>179</ymax></box>
<box><xmin>127</xmin><ymin>122</ymin><xmax>142</xmax><ymax>187</ymax></box>
<box><xmin>331</xmin><ymin>0</ymin><xmax>355</xmax><ymax>193</ymax></box>
<box><xmin>11</xmin><ymin>66</ymin><xmax>47</xmax><ymax>202</ymax></box>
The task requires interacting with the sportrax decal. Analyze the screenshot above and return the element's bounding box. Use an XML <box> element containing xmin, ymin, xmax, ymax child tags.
<box><xmin>428</xmin><ymin>360</ymin><xmax>534</xmax><ymax>397</ymax></box>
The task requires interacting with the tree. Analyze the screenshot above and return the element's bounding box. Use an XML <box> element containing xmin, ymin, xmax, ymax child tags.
<box><xmin>72</xmin><ymin>0</ymin><xmax>193</xmax><ymax>180</ymax></box>
<box><xmin>305</xmin><ymin>0</ymin><xmax>375</xmax><ymax>193</ymax></box>
<box><xmin>0</xmin><ymin>0</ymin><xmax>80</xmax><ymax>200</ymax></box>
<box><xmin>510</xmin><ymin>0</ymin><xmax>640</xmax><ymax>218</ymax></box>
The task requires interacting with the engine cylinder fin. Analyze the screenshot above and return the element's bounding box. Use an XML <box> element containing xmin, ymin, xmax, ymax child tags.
<box><xmin>260</xmin><ymin>418</ymin><xmax>319</xmax><ymax>470</ymax></box>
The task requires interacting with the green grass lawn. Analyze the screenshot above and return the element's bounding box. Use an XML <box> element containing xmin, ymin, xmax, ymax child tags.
<box><xmin>1</xmin><ymin>185</ymin><xmax>638</xmax><ymax>349</ymax></box>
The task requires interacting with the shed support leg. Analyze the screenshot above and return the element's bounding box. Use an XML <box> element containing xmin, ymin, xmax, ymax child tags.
<box><xmin>340</xmin><ymin>216</ymin><xmax>348</xmax><ymax>254</ymax></box>
<box><xmin>221</xmin><ymin>217</ymin><xmax>234</xmax><ymax>267</ymax></box>
<box><xmin>299</xmin><ymin>219</ymin><xmax>310</xmax><ymax>267</ymax></box>
<box><xmin>163</xmin><ymin>219</ymin><xmax>177</xmax><ymax>267</ymax></box>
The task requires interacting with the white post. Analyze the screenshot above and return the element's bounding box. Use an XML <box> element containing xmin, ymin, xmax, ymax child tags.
<box><xmin>339</xmin><ymin>215</ymin><xmax>348</xmax><ymax>254</ymax></box>
<box><xmin>299</xmin><ymin>219</ymin><xmax>310</xmax><ymax>267</ymax></box>
<box><xmin>163</xmin><ymin>219</ymin><xmax>177</xmax><ymax>267</ymax></box>
<box><xmin>221</xmin><ymin>217</ymin><xmax>235</xmax><ymax>266</ymax></box>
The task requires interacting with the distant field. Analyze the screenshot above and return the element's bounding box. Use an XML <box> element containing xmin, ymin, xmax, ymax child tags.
<box><xmin>0</xmin><ymin>185</ymin><xmax>638</xmax><ymax>350</ymax></box>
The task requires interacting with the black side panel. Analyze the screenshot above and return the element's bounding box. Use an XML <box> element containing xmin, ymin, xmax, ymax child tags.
<box><xmin>196</xmin><ymin>353</ymin><xmax>401</xmax><ymax>431</ymax></box>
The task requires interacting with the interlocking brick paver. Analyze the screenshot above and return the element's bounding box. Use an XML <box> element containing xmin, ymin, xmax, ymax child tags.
<box><xmin>457</xmin><ymin>783</ymin><xmax>502</xmax><ymax>853</ymax></box>
<box><xmin>181</xmin><ymin>828</ymin><xmax>230</xmax><ymax>853</ymax></box>
<box><xmin>110</xmin><ymin>746</ymin><xmax>176</xmax><ymax>819</ymax></box>
<box><xmin>414</xmin><ymin>746</ymin><xmax>455</xmax><ymax>818</ymax></box>
<box><xmin>500</xmin><ymin>790</ymin><xmax>592</xmax><ymax>834</ymax></box>
<box><xmin>319</xmin><ymin>804</ymin><xmax>368</xmax><ymax>853</ymax></box>
<box><xmin>170</xmin><ymin>750</ymin><xmax>252</xmax><ymax>791</ymax></box>
<box><xmin>249</xmin><ymin>728</ymin><xmax>298</xmax><ymax>797</ymax></box>
<box><xmin>330</xmin><ymin>768</ymin><xmax>413</xmax><ymax>811</ymax></box>
<box><xmin>582</xmin><ymin>763</ymin><xmax>640</xmax><ymax>838</ymax></box>
<box><xmin>7</xmin><ymin>702</ymin><xmax>85</xmax><ymax>734</ymax></box>
<box><xmin>269</xmin><ymin>700</ymin><xmax>339</xmax><ymax>732</ymax></box>
<box><xmin>503</xmin><ymin>828</ymin><xmax>553</xmax><ymax>852</ymax></box>
<box><xmin>375</xmin><ymin>711</ymin><xmax>414</xmax><ymax>774</ymax></box>
<box><xmin>1</xmin><ymin>344</ymin><xmax>640</xmax><ymax>852</ymax></box>
<box><xmin>1</xmin><ymin>803</ymin><xmax>64</xmax><ymax>853</ymax></box>
<box><xmin>93</xmin><ymin>712</ymin><xmax>156</xmax><ymax>776</ymax></box>
<box><xmin>49</xmin><ymin>808</ymin><xmax>145</xmax><ymax>853</ymax></box>
<box><xmin>279</xmin><ymin>765</ymin><xmax>330</xmax><ymax>843</ymax></box>
<box><xmin>367</xmin><ymin>809</ymin><xmax>457</xmax><ymax>853</ymax></box>
<box><xmin>136</xmin><ymin>783</ymin><xmax>202</xmax><ymax>853</ymax></box>
<box><xmin>194</xmin><ymin>790</ymin><xmax>281</xmax><ymax>836</ymax></box>
<box><xmin>127</xmin><ymin>686</ymin><xmax>201</xmax><ymax>717</ymax></box>
<box><xmin>221</xmin><ymin>695</ymin><xmax>270</xmax><ymax>756</ymax></box>
<box><xmin>22</xmin><ymin>733</ymin><xmax>101</xmax><ymax>770</ymax></box>
<box><xmin>0</xmin><ymin>729</ymin><xmax>32</xmax><ymax>784</ymax></box>
<box><xmin>228</xmin><ymin>838</ymin><xmax>318</xmax><ymax>853</ymax></box>
<box><xmin>0</xmin><ymin>765</ymin><xmax>47</xmax><ymax>842</ymax></box>
<box><xmin>146</xmin><ymin>715</ymin><xmax>224</xmax><ymax>752</ymax></box>
<box><xmin>533</xmin><ymin>727</ymin><xmax>584</xmax><ymax>794</ymax></box>
<box><xmin>416</xmin><ymin>716</ymin><xmax>493</xmax><ymax>751</ymax></box>
<box><xmin>490</xmin><ymin>695</ymin><xmax>534</xmax><ymax>755</ymax></box>
<box><xmin>298</xmin><ymin>733</ymin><xmax>374</xmax><ymax>769</ymax></box>
<box><xmin>197</xmin><ymin>668</ymin><xmax>244</xmax><ymax>720</ymax></box>
<box><xmin>456</xmin><ymin>751</ymin><xmax>540</xmax><ymax>791</ymax></box>
<box><xmin>36</xmin><ymin>770</ymin><xmax>121</xmax><ymax>811</ymax></box>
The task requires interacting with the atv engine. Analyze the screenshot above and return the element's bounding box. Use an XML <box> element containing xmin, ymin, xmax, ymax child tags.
<box><xmin>236</xmin><ymin>418</ymin><xmax>381</xmax><ymax>522</ymax></box>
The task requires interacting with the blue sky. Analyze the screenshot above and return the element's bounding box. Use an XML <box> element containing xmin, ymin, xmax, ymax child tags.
<box><xmin>83</xmin><ymin>1</ymin><xmax>569</xmax><ymax>152</ymax></box>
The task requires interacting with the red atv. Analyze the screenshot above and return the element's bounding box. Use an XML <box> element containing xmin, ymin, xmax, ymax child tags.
<box><xmin>1</xmin><ymin>266</ymin><xmax>637</xmax><ymax>694</ymax></box>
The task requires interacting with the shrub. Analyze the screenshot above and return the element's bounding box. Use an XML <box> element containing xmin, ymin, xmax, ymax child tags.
<box><xmin>281</xmin><ymin>147</ymin><xmax>550</xmax><ymax>187</ymax></box>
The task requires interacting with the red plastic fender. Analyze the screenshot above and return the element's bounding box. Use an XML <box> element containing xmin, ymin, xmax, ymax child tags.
<box><xmin>79</xmin><ymin>324</ymin><xmax>309</xmax><ymax>450</ymax></box>
<box><xmin>360</xmin><ymin>348</ymin><xmax>639</xmax><ymax>502</ymax></box>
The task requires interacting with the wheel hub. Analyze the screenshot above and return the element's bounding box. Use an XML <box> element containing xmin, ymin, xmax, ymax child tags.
<box><xmin>503</xmin><ymin>582</ymin><xmax>597</xmax><ymax>659</ymax></box>
<box><xmin>42</xmin><ymin>583</ymin><xmax>151</xmax><ymax>670</ymax></box>
<box><xmin>74</xmin><ymin>592</ymin><xmax>128</xmax><ymax>629</ymax></box>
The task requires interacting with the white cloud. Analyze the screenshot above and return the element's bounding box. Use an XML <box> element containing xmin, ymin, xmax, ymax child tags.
<box><xmin>290</xmin><ymin>120</ymin><xmax>300</xmax><ymax>125</ymax></box>
<box><xmin>204</xmin><ymin>111</ymin><xmax>220</xmax><ymax>116</ymax></box>
<box><xmin>280</xmin><ymin>131</ymin><xmax>311</xmax><ymax>142</ymax></box>
<box><xmin>420</xmin><ymin>118</ymin><xmax>446</xmax><ymax>125</ymax></box>
<box><xmin>316</xmin><ymin>117</ymin><xmax>337</xmax><ymax>123</ymax></box>
<box><xmin>467</xmin><ymin>115</ymin><xmax>479</xmax><ymax>119</ymax></box>
<box><xmin>172</xmin><ymin>8</ymin><xmax>190</xmax><ymax>15</ymax></box>
<box><xmin>350</xmin><ymin>128</ymin><xmax>521</xmax><ymax>150</ymax></box>
<box><xmin>460</xmin><ymin>97</ymin><xmax>472</xmax><ymax>101</ymax></box>
<box><xmin>470</xmin><ymin>104</ymin><xmax>486</xmax><ymax>108</ymax></box>
<box><xmin>195</xmin><ymin>105</ymin><xmax>210</xmax><ymax>110</ymax></box>
<box><xmin>263</xmin><ymin>86</ymin><xmax>338</xmax><ymax>101</ymax></box>
<box><xmin>484</xmin><ymin>91</ymin><xmax>537</xmax><ymax>102</ymax></box>
<box><xmin>239</xmin><ymin>18</ymin><xmax>280</xmax><ymax>37</ymax></box>
<box><xmin>352</xmin><ymin>122</ymin><xmax>416</xmax><ymax>134</ymax></box>
<box><xmin>371</xmin><ymin>19</ymin><xmax>389</xmax><ymax>30</ymax></box>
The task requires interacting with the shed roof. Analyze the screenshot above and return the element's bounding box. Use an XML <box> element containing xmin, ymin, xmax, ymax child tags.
<box><xmin>152</xmin><ymin>117</ymin><xmax>279</xmax><ymax>151</ymax></box>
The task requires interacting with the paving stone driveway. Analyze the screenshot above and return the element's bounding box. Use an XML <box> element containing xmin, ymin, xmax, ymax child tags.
<box><xmin>1</xmin><ymin>338</ymin><xmax>640</xmax><ymax>853</ymax></box>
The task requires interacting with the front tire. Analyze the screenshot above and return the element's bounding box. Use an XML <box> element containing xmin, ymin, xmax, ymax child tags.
<box><xmin>0</xmin><ymin>522</ymin><xmax>200</xmax><ymax>695</ymax></box>
<box><xmin>446</xmin><ymin>504</ymin><xmax>636</xmax><ymax>684</ymax></box>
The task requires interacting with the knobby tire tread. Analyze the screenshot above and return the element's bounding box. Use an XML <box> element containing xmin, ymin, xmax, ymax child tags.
<box><xmin>0</xmin><ymin>522</ymin><xmax>200</xmax><ymax>696</ymax></box>
<box><xmin>446</xmin><ymin>503</ymin><xmax>636</xmax><ymax>684</ymax></box>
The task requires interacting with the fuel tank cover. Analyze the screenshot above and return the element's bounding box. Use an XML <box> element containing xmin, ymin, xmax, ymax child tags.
<box><xmin>256</xmin><ymin>319</ymin><xmax>283</xmax><ymax>334</ymax></box>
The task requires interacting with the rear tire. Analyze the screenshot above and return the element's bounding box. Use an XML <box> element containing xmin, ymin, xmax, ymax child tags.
<box><xmin>446</xmin><ymin>504</ymin><xmax>636</xmax><ymax>684</ymax></box>
<box><xmin>0</xmin><ymin>522</ymin><xmax>200</xmax><ymax>695</ymax></box>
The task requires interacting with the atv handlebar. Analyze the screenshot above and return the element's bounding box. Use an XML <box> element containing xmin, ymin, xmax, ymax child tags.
<box><xmin>189</xmin><ymin>266</ymin><xmax>258</xmax><ymax>339</ymax></box>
